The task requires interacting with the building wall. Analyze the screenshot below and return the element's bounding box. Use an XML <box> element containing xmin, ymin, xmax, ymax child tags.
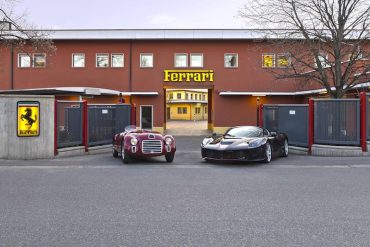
<box><xmin>0</xmin><ymin>39</ymin><xmax>315</xmax><ymax>131</ymax></box>
<box><xmin>167</xmin><ymin>103</ymin><xmax>208</xmax><ymax>121</ymax></box>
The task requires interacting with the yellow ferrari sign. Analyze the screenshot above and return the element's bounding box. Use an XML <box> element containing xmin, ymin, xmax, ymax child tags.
<box><xmin>17</xmin><ymin>101</ymin><xmax>40</xmax><ymax>137</ymax></box>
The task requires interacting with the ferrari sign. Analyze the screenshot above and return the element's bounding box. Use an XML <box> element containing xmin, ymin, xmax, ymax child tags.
<box><xmin>17</xmin><ymin>101</ymin><xmax>40</xmax><ymax>137</ymax></box>
<box><xmin>164</xmin><ymin>70</ymin><xmax>214</xmax><ymax>83</ymax></box>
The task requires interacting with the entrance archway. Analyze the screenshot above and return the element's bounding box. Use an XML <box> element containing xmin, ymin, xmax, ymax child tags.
<box><xmin>163</xmin><ymin>87</ymin><xmax>213</xmax><ymax>136</ymax></box>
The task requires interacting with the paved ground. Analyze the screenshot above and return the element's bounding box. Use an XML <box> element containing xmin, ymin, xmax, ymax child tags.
<box><xmin>165</xmin><ymin>120</ymin><xmax>210</xmax><ymax>136</ymax></box>
<box><xmin>1</xmin><ymin>137</ymin><xmax>370</xmax><ymax>247</ymax></box>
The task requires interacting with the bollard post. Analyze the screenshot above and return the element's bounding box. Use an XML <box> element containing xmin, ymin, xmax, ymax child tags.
<box><xmin>54</xmin><ymin>99</ymin><xmax>58</xmax><ymax>156</ymax></box>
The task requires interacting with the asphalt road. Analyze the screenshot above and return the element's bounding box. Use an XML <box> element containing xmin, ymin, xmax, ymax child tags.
<box><xmin>1</xmin><ymin>137</ymin><xmax>370</xmax><ymax>247</ymax></box>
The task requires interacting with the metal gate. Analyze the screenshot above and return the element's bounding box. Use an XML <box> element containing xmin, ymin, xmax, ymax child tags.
<box><xmin>367</xmin><ymin>94</ymin><xmax>370</xmax><ymax>141</ymax></box>
<box><xmin>263</xmin><ymin>104</ymin><xmax>309</xmax><ymax>147</ymax></box>
<box><xmin>57</xmin><ymin>101</ymin><xmax>83</xmax><ymax>148</ymax></box>
<box><xmin>314</xmin><ymin>99</ymin><xmax>360</xmax><ymax>146</ymax></box>
<box><xmin>88</xmin><ymin>104</ymin><xmax>131</xmax><ymax>146</ymax></box>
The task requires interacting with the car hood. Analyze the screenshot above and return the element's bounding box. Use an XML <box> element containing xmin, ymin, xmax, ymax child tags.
<box><xmin>129</xmin><ymin>132</ymin><xmax>164</xmax><ymax>140</ymax></box>
<box><xmin>203</xmin><ymin>136</ymin><xmax>265</xmax><ymax>150</ymax></box>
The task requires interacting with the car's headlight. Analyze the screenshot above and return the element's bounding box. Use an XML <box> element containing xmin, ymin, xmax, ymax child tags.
<box><xmin>202</xmin><ymin>138</ymin><xmax>212</xmax><ymax>146</ymax></box>
<box><xmin>248</xmin><ymin>139</ymin><xmax>266</xmax><ymax>148</ymax></box>
<box><xmin>130</xmin><ymin>137</ymin><xmax>138</xmax><ymax>145</ymax></box>
<box><xmin>165</xmin><ymin>137</ymin><xmax>173</xmax><ymax>145</ymax></box>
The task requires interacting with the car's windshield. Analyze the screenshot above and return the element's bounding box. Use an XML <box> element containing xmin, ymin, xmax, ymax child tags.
<box><xmin>225</xmin><ymin>126</ymin><xmax>263</xmax><ymax>138</ymax></box>
<box><xmin>125</xmin><ymin>125</ymin><xmax>137</xmax><ymax>132</ymax></box>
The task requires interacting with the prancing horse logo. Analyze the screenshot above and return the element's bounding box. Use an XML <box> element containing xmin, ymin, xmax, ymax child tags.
<box><xmin>21</xmin><ymin>108</ymin><xmax>37</xmax><ymax>129</ymax></box>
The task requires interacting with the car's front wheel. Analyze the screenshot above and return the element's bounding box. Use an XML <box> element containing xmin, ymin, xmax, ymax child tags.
<box><xmin>263</xmin><ymin>142</ymin><xmax>272</xmax><ymax>163</ymax></box>
<box><xmin>121</xmin><ymin>144</ymin><xmax>131</xmax><ymax>164</ymax></box>
<box><xmin>112</xmin><ymin>147</ymin><xmax>119</xmax><ymax>158</ymax></box>
<box><xmin>165</xmin><ymin>153</ymin><xmax>175</xmax><ymax>163</ymax></box>
<box><xmin>281</xmin><ymin>139</ymin><xmax>289</xmax><ymax>157</ymax></box>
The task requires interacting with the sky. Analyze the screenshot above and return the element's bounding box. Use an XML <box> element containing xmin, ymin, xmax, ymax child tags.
<box><xmin>12</xmin><ymin>0</ymin><xmax>248</xmax><ymax>29</ymax></box>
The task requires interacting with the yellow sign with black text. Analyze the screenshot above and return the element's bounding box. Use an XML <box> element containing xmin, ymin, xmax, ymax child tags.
<box><xmin>17</xmin><ymin>102</ymin><xmax>40</xmax><ymax>137</ymax></box>
<box><xmin>164</xmin><ymin>70</ymin><xmax>214</xmax><ymax>83</ymax></box>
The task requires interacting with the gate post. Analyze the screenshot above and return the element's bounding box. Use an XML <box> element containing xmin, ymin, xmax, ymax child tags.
<box><xmin>308</xmin><ymin>98</ymin><xmax>315</xmax><ymax>154</ymax></box>
<box><xmin>131</xmin><ymin>104</ymin><xmax>137</xmax><ymax>126</ymax></box>
<box><xmin>360</xmin><ymin>92</ymin><xmax>367</xmax><ymax>152</ymax></box>
<box><xmin>258</xmin><ymin>104</ymin><xmax>264</xmax><ymax>128</ymax></box>
<box><xmin>54</xmin><ymin>99</ymin><xmax>58</xmax><ymax>156</ymax></box>
<box><xmin>82</xmin><ymin>100</ymin><xmax>88</xmax><ymax>152</ymax></box>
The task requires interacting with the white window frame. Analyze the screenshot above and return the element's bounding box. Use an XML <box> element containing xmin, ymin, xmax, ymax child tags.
<box><xmin>140</xmin><ymin>53</ymin><xmax>154</xmax><ymax>68</ymax></box>
<box><xmin>140</xmin><ymin>105</ymin><xmax>154</xmax><ymax>130</ymax></box>
<box><xmin>72</xmin><ymin>53</ymin><xmax>85</xmax><ymax>68</ymax></box>
<box><xmin>190</xmin><ymin>53</ymin><xmax>203</xmax><ymax>68</ymax></box>
<box><xmin>32</xmin><ymin>53</ymin><xmax>46</xmax><ymax>68</ymax></box>
<box><xmin>111</xmin><ymin>53</ymin><xmax>124</xmax><ymax>68</ymax></box>
<box><xmin>18</xmin><ymin>53</ymin><xmax>31</xmax><ymax>68</ymax></box>
<box><xmin>96</xmin><ymin>53</ymin><xmax>109</xmax><ymax>68</ymax></box>
<box><xmin>262</xmin><ymin>53</ymin><xmax>276</xmax><ymax>68</ymax></box>
<box><xmin>276</xmin><ymin>53</ymin><xmax>291</xmax><ymax>68</ymax></box>
<box><xmin>224</xmin><ymin>53</ymin><xmax>238</xmax><ymax>68</ymax></box>
<box><xmin>174</xmin><ymin>53</ymin><xmax>188</xmax><ymax>68</ymax></box>
<box><xmin>315</xmin><ymin>53</ymin><xmax>329</xmax><ymax>68</ymax></box>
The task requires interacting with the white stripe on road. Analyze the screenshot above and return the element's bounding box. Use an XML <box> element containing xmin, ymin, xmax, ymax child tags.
<box><xmin>1</xmin><ymin>164</ymin><xmax>370</xmax><ymax>169</ymax></box>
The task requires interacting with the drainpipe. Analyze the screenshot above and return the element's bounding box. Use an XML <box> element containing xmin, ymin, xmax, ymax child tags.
<box><xmin>129</xmin><ymin>40</ymin><xmax>133</xmax><ymax>103</ymax></box>
<box><xmin>10</xmin><ymin>44</ymin><xmax>14</xmax><ymax>89</ymax></box>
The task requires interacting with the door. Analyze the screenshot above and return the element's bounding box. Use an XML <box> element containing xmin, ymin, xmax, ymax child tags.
<box><xmin>166</xmin><ymin>107</ymin><xmax>171</xmax><ymax>120</ymax></box>
<box><xmin>140</xmin><ymin>105</ymin><xmax>153</xmax><ymax>130</ymax></box>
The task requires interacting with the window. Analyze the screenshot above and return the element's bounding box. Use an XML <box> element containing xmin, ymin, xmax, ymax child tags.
<box><xmin>111</xmin><ymin>53</ymin><xmax>124</xmax><ymax>68</ymax></box>
<box><xmin>202</xmin><ymin>95</ymin><xmax>206</xmax><ymax>101</ymax></box>
<box><xmin>190</xmin><ymin>94</ymin><xmax>193</xmax><ymax>100</ymax></box>
<box><xmin>175</xmin><ymin>53</ymin><xmax>187</xmax><ymax>67</ymax></box>
<box><xmin>96</xmin><ymin>54</ymin><xmax>109</xmax><ymax>68</ymax></box>
<box><xmin>190</xmin><ymin>53</ymin><xmax>203</xmax><ymax>67</ymax></box>
<box><xmin>177</xmin><ymin>93</ymin><xmax>181</xmax><ymax>99</ymax></box>
<box><xmin>185</xmin><ymin>93</ymin><xmax>189</xmax><ymax>100</ymax></box>
<box><xmin>277</xmin><ymin>53</ymin><xmax>291</xmax><ymax>68</ymax></box>
<box><xmin>315</xmin><ymin>54</ymin><xmax>329</xmax><ymax>68</ymax></box>
<box><xmin>195</xmin><ymin>94</ymin><xmax>198</xmax><ymax>100</ymax></box>
<box><xmin>169</xmin><ymin>93</ymin><xmax>173</xmax><ymax>99</ymax></box>
<box><xmin>72</xmin><ymin>53</ymin><xmax>85</xmax><ymax>68</ymax></box>
<box><xmin>140</xmin><ymin>53</ymin><xmax>153</xmax><ymax>68</ymax></box>
<box><xmin>195</xmin><ymin>107</ymin><xmax>201</xmax><ymax>114</ymax></box>
<box><xmin>33</xmin><ymin>54</ymin><xmax>46</xmax><ymax>68</ymax></box>
<box><xmin>262</xmin><ymin>54</ymin><xmax>275</xmax><ymax>68</ymax></box>
<box><xmin>18</xmin><ymin>54</ymin><xmax>31</xmax><ymax>68</ymax></box>
<box><xmin>224</xmin><ymin>53</ymin><xmax>238</xmax><ymax>68</ymax></box>
<box><xmin>205</xmin><ymin>107</ymin><xmax>207</xmax><ymax>114</ymax></box>
<box><xmin>177</xmin><ymin>107</ymin><xmax>187</xmax><ymax>114</ymax></box>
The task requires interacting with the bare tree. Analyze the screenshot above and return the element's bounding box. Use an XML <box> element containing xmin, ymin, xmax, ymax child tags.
<box><xmin>0</xmin><ymin>0</ymin><xmax>55</xmax><ymax>53</ymax></box>
<box><xmin>240</xmin><ymin>0</ymin><xmax>370</xmax><ymax>98</ymax></box>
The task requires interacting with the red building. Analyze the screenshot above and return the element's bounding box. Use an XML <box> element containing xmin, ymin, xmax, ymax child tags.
<box><xmin>0</xmin><ymin>29</ymin><xmax>368</xmax><ymax>133</ymax></box>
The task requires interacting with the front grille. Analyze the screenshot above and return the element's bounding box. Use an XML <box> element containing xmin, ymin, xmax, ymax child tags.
<box><xmin>142</xmin><ymin>140</ymin><xmax>162</xmax><ymax>154</ymax></box>
<box><xmin>202</xmin><ymin>149</ymin><xmax>245</xmax><ymax>160</ymax></box>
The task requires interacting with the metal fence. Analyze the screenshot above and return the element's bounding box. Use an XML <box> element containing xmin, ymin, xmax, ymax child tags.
<box><xmin>88</xmin><ymin>104</ymin><xmax>131</xmax><ymax>146</ymax></box>
<box><xmin>56</xmin><ymin>101</ymin><xmax>83</xmax><ymax>148</ymax></box>
<box><xmin>314</xmin><ymin>99</ymin><xmax>360</xmax><ymax>146</ymax></box>
<box><xmin>263</xmin><ymin>104</ymin><xmax>309</xmax><ymax>147</ymax></box>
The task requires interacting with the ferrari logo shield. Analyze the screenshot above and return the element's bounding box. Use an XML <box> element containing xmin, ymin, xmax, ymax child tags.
<box><xmin>17</xmin><ymin>101</ymin><xmax>40</xmax><ymax>137</ymax></box>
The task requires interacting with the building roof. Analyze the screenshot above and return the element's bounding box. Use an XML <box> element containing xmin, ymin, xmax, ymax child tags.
<box><xmin>4</xmin><ymin>29</ymin><xmax>368</xmax><ymax>40</ymax></box>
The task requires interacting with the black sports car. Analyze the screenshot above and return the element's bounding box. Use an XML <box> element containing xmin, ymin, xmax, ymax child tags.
<box><xmin>201</xmin><ymin>126</ymin><xmax>288</xmax><ymax>163</ymax></box>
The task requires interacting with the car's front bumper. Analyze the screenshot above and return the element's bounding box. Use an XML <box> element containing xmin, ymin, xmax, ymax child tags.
<box><xmin>201</xmin><ymin>146</ymin><xmax>265</xmax><ymax>161</ymax></box>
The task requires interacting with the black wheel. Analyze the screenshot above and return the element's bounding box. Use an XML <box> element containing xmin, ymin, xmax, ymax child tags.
<box><xmin>112</xmin><ymin>148</ymin><xmax>119</xmax><ymax>158</ymax></box>
<box><xmin>263</xmin><ymin>142</ymin><xmax>272</xmax><ymax>163</ymax></box>
<box><xmin>121</xmin><ymin>144</ymin><xmax>131</xmax><ymax>164</ymax></box>
<box><xmin>281</xmin><ymin>139</ymin><xmax>289</xmax><ymax>157</ymax></box>
<box><xmin>165</xmin><ymin>153</ymin><xmax>175</xmax><ymax>163</ymax></box>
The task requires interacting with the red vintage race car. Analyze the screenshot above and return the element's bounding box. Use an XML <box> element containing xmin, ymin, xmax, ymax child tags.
<box><xmin>112</xmin><ymin>125</ymin><xmax>176</xmax><ymax>163</ymax></box>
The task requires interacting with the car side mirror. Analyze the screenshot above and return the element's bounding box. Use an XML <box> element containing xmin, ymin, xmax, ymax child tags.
<box><xmin>212</xmin><ymin>132</ymin><xmax>217</xmax><ymax>136</ymax></box>
<box><xmin>270</xmin><ymin>131</ymin><xmax>277</xmax><ymax>137</ymax></box>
